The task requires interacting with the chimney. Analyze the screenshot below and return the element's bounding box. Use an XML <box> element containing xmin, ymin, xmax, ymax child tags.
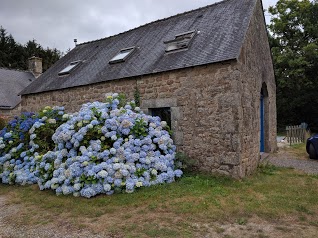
<box><xmin>28</xmin><ymin>56</ymin><xmax>42</xmax><ymax>78</ymax></box>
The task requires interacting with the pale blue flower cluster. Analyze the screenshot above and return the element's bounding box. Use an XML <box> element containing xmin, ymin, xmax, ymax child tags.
<box><xmin>0</xmin><ymin>107</ymin><xmax>66</xmax><ymax>185</ymax></box>
<box><xmin>38</xmin><ymin>94</ymin><xmax>182</xmax><ymax>198</ymax></box>
<box><xmin>0</xmin><ymin>94</ymin><xmax>182</xmax><ymax>198</ymax></box>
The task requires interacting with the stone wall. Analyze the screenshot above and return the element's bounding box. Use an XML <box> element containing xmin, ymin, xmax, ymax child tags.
<box><xmin>22</xmin><ymin>61</ymin><xmax>246</xmax><ymax>177</ymax></box>
<box><xmin>235</xmin><ymin>0</ymin><xmax>277</xmax><ymax>177</ymax></box>
<box><xmin>22</xmin><ymin>79</ymin><xmax>137</xmax><ymax>113</ymax></box>
<box><xmin>172</xmin><ymin>62</ymin><xmax>243</xmax><ymax>177</ymax></box>
<box><xmin>0</xmin><ymin>105</ymin><xmax>21</xmax><ymax>119</ymax></box>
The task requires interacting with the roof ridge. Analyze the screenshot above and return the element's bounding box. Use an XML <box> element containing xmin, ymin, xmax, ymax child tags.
<box><xmin>0</xmin><ymin>67</ymin><xmax>30</xmax><ymax>73</ymax></box>
<box><xmin>77</xmin><ymin>0</ymin><xmax>233</xmax><ymax>46</ymax></box>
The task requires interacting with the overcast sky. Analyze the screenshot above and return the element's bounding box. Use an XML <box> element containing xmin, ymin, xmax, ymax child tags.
<box><xmin>0</xmin><ymin>0</ymin><xmax>278</xmax><ymax>53</ymax></box>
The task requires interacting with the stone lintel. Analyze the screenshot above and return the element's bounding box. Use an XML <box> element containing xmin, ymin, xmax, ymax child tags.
<box><xmin>141</xmin><ymin>98</ymin><xmax>177</xmax><ymax>108</ymax></box>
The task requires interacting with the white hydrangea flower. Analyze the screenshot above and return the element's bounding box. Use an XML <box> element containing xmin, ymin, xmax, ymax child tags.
<box><xmin>48</xmin><ymin>119</ymin><xmax>56</xmax><ymax>124</ymax></box>
<box><xmin>136</xmin><ymin>182</ymin><xmax>143</xmax><ymax>187</ymax></box>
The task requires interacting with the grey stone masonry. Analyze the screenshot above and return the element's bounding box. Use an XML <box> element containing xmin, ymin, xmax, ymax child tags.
<box><xmin>28</xmin><ymin>56</ymin><xmax>42</xmax><ymax>78</ymax></box>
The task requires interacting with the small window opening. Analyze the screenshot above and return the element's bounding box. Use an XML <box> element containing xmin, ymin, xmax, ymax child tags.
<box><xmin>164</xmin><ymin>30</ymin><xmax>197</xmax><ymax>52</ymax></box>
<box><xmin>150</xmin><ymin>107</ymin><xmax>171</xmax><ymax>128</ymax></box>
<box><xmin>58</xmin><ymin>60</ymin><xmax>81</xmax><ymax>76</ymax></box>
<box><xmin>109</xmin><ymin>47</ymin><xmax>135</xmax><ymax>64</ymax></box>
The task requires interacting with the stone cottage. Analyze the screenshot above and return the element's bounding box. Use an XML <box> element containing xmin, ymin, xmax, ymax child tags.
<box><xmin>0</xmin><ymin>57</ymin><xmax>42</xmax><ymax>117</ymax></box>
<box><xmin>20</xmin><ymin>0</ymin><xmax>276</xmax><ymax>178</ymax></box>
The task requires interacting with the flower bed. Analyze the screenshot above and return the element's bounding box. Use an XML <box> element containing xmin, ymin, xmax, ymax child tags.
<box><xmin>0</xmin><ymin>94</ymin><xmax>182</xmax><ymax>198</ymax></box>
<box><xmin>0</xmin><ymin>107</ymin><xmax>67</xmax><ymax>185</ymax></box>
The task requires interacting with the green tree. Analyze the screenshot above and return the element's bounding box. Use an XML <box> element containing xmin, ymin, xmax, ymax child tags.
<box><xmin>268</xmin><ymin>0</ymin><xmax>318</xmax><ymax>131</ymax></box>
<box><xmin>0</xmin><ymin>27</ymin><xmax>10</xmax><ymax>67</ymax></box>
<box><xmin>0</xmin><ymin>26</ymin><xmax>62</xmax><ymax>72</ymax></box>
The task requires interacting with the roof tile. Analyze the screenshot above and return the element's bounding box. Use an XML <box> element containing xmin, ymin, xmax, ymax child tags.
<box><xmin>0</xmin><ymin>68</ymin><xmax>35</xmax><ymax>108</ymax></box>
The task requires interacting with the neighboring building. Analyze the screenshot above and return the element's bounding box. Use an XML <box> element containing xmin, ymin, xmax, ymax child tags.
<box><xmin>20</xmin><ymin>0</ymin><xmax>276</xmax><ymax>178</ymax></box>
<box><xmin>0</xmin><ymin>57</ymin><xmax>42</xmax><ymax>117</ymax></box>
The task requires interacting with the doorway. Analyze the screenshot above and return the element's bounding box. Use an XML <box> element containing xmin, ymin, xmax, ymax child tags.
<box><xmin>260</xmin><ymin>83</ymin><xmax>268</xmax><ymax>153</ymax></box>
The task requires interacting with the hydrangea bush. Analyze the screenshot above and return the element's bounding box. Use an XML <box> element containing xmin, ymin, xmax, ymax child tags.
<box><xmin>0</xmin><ymin>107</ymin><xmax>67</xmax><ymax>184</ymax></box>
<box><xmin>38</xmin><ymin>94</ymin><xmax>182</xmax><ymax>198</ymax></box>
<box><xmin>0</xmin><ymin>94</ymin><xmax>182</xmax><ymax>198</ymax></box>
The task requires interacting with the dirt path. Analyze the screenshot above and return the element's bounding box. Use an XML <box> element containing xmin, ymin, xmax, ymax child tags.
<box><xmin>0</xmin><ymin>195</ymin><xmax>25</xmax><ymax>238</ymax></box>
<box><xmin>0</xmin><ymin>195</ymin><xmax>106</xmax><ymax>238</ymax></box>
<box><xmin>198</xmin><ymin>220</ymin><xmax>318</xmax><ymax>238</ymax></box>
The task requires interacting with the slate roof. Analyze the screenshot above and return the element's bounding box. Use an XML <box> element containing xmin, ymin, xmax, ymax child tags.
<box><xmin>21</xmin><ymin>0</ymin><xmax>257</xmax><ymax>95</ymax></box>
<box><xmin>0</xmin><ymin>68</ymin><xmax>35</xmax><ymax>109</ymax></box>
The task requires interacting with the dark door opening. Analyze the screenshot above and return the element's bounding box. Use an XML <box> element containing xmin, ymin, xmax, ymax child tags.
<box><xmin>260</xmin><ymin>94</ymin><xmax>265</xmax><ymax>152</ymax></box>
<box><xmin>149</xmin><ymin>107</ymin><xmax>171</xmax><ymax>128</ymax></box>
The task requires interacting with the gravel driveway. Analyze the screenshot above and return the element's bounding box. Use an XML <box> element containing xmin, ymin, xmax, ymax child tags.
<box><xmin>263</xmin><ymin>146</ymin><xmax>318</xmax><ymax>175</ymax></box>
<box><xmin>265</xmin><ymin>156</ymin><xmax>318</xmax><ymax>175</ymax></box>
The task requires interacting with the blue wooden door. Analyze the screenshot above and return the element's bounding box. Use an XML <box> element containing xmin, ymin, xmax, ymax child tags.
<box><xmin>260</xmin><ymin>95</ymin><xmax>265</xmax><ymax>152</ymax></box>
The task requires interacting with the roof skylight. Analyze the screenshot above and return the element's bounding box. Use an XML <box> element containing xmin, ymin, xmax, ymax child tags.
<box><xmin>58</xmin><ymin>60</ymin><xmax>81</xmax><ymax>76</ymax></box>
<box><xmin>109</xmin><ymin>47</ymin><xmax>135</xmax><ymax>64</ymax></box>
<box><xmin>164</xmin><ymin>30</ymin><xmax>197</xmax><ymax>52</ymax></box>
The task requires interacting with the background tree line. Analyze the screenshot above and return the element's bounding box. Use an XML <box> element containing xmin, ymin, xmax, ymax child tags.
<box><xmin>268</xmin><ymin>0</ymin><xmax>318</xmax><ymax>131</ymax></box>
<box><xmin>0</xmin><ymin>26</ymin><xmax>61</xmax><ymax>72</ymax></box>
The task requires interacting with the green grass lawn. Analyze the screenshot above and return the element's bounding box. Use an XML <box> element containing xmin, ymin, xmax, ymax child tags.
<box><xmin>291</xmin><ymin>143</ymin><xmax>306</xmax><ymax>151</ymax></box>
<box><xmin>287</xmin><ymin>143</ymin><xmax>308</xmax><ymax>159</ymax></box>
<box><xmin>1</xmin><ymin>164</ymin><xmax>318</xmax><ymax>237</ymax></box>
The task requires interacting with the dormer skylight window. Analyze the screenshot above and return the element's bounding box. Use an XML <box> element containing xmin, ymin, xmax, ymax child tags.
<box><xmin>164</xmin><ymin>30</ymin><xmax>197</xmax><ymax>52</ymax></box>
<box><xmin>58</xmin><ymin>60</ymin><xmax>81</xmax><ymax>76</ymax></box>
<box><xmin>109</xmin><ymin>47</ymin><xmax>135</xmax><ymax>64</ymax></box>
